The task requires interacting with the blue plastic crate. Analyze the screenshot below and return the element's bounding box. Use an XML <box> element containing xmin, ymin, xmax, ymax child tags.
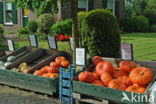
<box><xmin>60</xmin><ymin>96</ymin><xmax>73</xmax><ymax>104</ymax></box>
<box><xmin>59</xmin><ymin>79</ymin><xmax>71</xmax><ymax>87</ymax></box>
<box><xmin>59</xmin><ymin>87</ymin><xmax>72</xmax><ymax>96</ymax></box>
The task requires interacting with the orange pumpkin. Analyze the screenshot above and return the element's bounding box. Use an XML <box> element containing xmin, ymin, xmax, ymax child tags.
<box><xmin>133</xmin><ymin>83</ymin><xmax>148</xmax><ymax>89</ymax></box>
<box><xmin>119</xmin><ymin>60</ymin><xmax>136</xmax><ymax>72</ymax></box>
<box><xmin>129</xmin><ymin>67</ymin><xmax>153</xmax><ymax>85</ymax></box>
<box><xmin>33</xmin><ymin>70</ymin><xmax>42</xmax><ymax>76</ymax></box>
<box><xmin>126</xmin><ymin>86</ymin><xmax>145</xmax><ymax>94</ymax></box>
<box><xmin>42</xmin><ymin>73</ymin><xmax>51</xmax><ymax>78</ymax></box>
<box><xmin>92</xmin><ymin>72</ymin><xmax>99</xmax><ymax>80</ymax></box>
<box><xmin>91</xmin><ymin>80</ymin><xmax>105</xmax><ymax>87</ymax></box>
<box><xmin>117</xmin><ymin>76</ymin><xmax>133</xmax><ymax>87</ymax></box>
<box><xmin>108</xmin><ymin>79</ymin><xmax>127</xmax><ymax>91</ymax></box>
<box><xmin>101</xmin><ymin>72</ymin><xmax>113</xmax><ymax>86</ymax></box>
<box><xmin>112</xmin><ymin>68</ymin><xmax>128</xmax><ymax>78</ymax></box>
<box><xmin>47</xmin><ymin>62</ymin><xmax>59</xmax><ymax>73</ymax></box>
<box><xmin>23</xmin><ymin>69</ymin><xmax>29</xmax><ymax>74</ymax></box>
<box><xmin>78</xmin><ymin>71</ymin><xmax>95</xmax><ymax>83</ymax></box>
<box><xmin>91</xmin><ymin>56</ymin><xmax>104</xmax><ymax>66</ymax></box>
<box><xmin>49</xmin><ymin>73</ymin><xmax>58</xmax><ymax>78</ymax></box>
<box><xmin>61</xmin><ymin>60</ymin><xmax>70</xmax><ymax>68</ymax></box>
<box><xmin>55</xmin><ymin>56</ymin><xmax>66</xmax><ymax>64</ymax></box>
<box><xmin>40</xmin><ymin>66</ymin><xmax>50</xmax><ymax>73</ymax></box>
<box><xmin>95</xmin><ymin>62</ymin><xmax>114</xmax><ymax>76</ymax></box>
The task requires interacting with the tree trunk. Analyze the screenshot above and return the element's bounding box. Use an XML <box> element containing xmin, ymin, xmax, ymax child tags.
<box><xmin>71</xmin><ymin>0</ymin><xmax>78</xmax><ymax>65</ymax></box>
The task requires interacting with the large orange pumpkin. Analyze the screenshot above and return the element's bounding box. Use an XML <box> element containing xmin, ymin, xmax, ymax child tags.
<box><xmin>129</xmin><ymin>67</ymin><xmax>153</xmax><ymax>85</ymax></box>
<box><xmin>40</xmin><ymin>66</ymin><xmax>50</xmax><ymax>73</ymax></box>
<box><xmin>47</xmin><ymin>62</ymin><xmax>59</xmax><ymax>73</ymax></box>
<box><xmin>78</xmin><ymin>71</ymin><xmax>95</xmax><ymax>83</ymax></box>
<box><xmin>101</xmin><ymin>72</ymin><xmax>113</xmax><ymax>86</ymax></box>
<box><xmin>108</xmin><ymin>79</ymin><xmax>127</xmax><ymax>91</ymax></box>
<box><xmin>95</xmin><ymin>62</ymin><xmax>114</xmax><ymax>76</ymax></box>
<box><xmin>117</xmin><ymin>76</ymin><xmax>133</xmax><ymax>87</ymax></box>
<box><xmin>61</xmin><ymin>60</ymin><xmax>70</xmax><ymax>68</ymax></box>
<box><xmin>55</xmin><ymin>56</ymin><xmax>66</xmax><ymax>64</ymax></box>
<box><xmin>126</xmin><ymin>86</ymin><xmax>145</xmax><ymax>94</ymax></box>
<box><xmin>119</xmin><ymin>60</ymin><xmax>136</xmax><ymax>72</ymax></box>
<box><xmin>91</xmin><ymin>80</ymin><xmax>104</xmax><ymax>87</ymax></box>
<box><xmin>112</xmin><ymin>68</ymin><xmax>128</xmax><ymax>78</ymax></box>
<box><xmin>91</xmin><ymin>56</ymin><xmax>104</xmax><ymax>66</ymax></box>
<box><xmin>92</xmin><ymin>72</ymin><xmax>99</xmax><ymax>80</ymax></box>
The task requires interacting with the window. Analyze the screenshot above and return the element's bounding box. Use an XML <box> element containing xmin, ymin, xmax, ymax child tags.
<box><xmin>3</xmin><ymin>2</ymin><xmax>13</xmax><ymax>25</ymax></box>
<box><xmin>107</xmin><ymin>0</ymin><xmax>115</xmax><ymax>15</ymax></box>
<box><xmin>78</xmin><ymin>0</ymin><xmax>89</xmax><ymax>12</ymax></box>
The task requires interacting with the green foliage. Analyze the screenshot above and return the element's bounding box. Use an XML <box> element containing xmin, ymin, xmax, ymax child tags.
<box><xmin>150</xmin><ymin>25</ymin><xmax>156</xmax><ymax>32</ymax></box>
<box><xmin>133</xmin><ymin>16</ymin><xmax>149</xmax><ymax>32</ymax></box>
<box><xmin>36</xmin><ymin>33</ymin><xmax>48</xmax><ymax>40</ymax></box>
<box><xmin>80</xmin><ymin>9</ymin><xmax>120</xmax><ymax>58</ymax></box>
<box><xmin>27</xmin><ymin>20</ymin><xmax>38</xmax><ymax>33</ymax></box>
<box><xmin>0</xmin><ymin>25</ymin><xmax>4</xmax><ymax>39</ymax></box>
<box><xmin>37</xmin><ymin>13</ymin><xmax>54</xmax><ymax>35</ymax></box>
<box><xmin>78</xmin><ymin>11</ymin><xmax>87</xmax><ymax>47</ymax></box>
<box><xmin>51</xmin><ymin>18</ymin><xmax>72</xmax><ymax>36</ymax></box>
<box><xmin>120</xmin><ymin>17</ymin><xmax>134</xmax><ymax>33</ymax></box>
<box><xmin>144</xmin><ymin>8</ymin><xmax>156</xmax><ymax>25</ymax></box>
<box><xmin>17</xmin><ymin>27</ymin><xmax>29</xmax><ymax>39</ymax></box>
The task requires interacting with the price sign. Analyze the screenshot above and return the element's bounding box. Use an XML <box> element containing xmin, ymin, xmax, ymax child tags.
<box><xmin>76</xmin><ymin>48</ymin><xmax>86</xmax><ymax>66</ymax></box>
<box><xmin>29</xmin><ymin>34</ymin><xmax>38</xmax><ymax>47</ymax></box>
<box><xmin>121</xmin><ymin>43</ymin><xmax>133</xmax><ymax>60</ymax></box>
<box><xmin>69</xmin><ymin>37</ymin><xmax>73</xmax><ymax>51</ymax></box>
<box><xmin>7</xmin><ymin>40</ymin><xmax>14</xmax><ymax>51</ymax></box>
<box><xmin>48</xmin><ymin>36</ymin><xmax>57</xmax><ymax>49</ymax></box>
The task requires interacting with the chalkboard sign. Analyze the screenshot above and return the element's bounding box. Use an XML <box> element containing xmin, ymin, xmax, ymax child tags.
<box><xmin>29</xmin><ymin>34</ymin><xmax>38</xmax><ymax>47</ymax></box>
<box><xmin>48</xmin><ymin>36</ymin><xmax>57</xmax><ymax>49</ymax></box>
<box><xmin>121</xmin><ymin>43</ymin><xmax>133</xmax><ymax>60</ymax></box>
<box><xmin>7</xmin><ymin>40</ymin><xmax>14</xmax><ymax>51</ymax></box>
<box><xmin>69</xmin><ymin>37</ymin><xmax>73</xmax><ymax>51</ymax></box>
<box><xmin>76</xmin><ymin>48</ymin><xmax>86</xmax><ymax>66</ymax></box>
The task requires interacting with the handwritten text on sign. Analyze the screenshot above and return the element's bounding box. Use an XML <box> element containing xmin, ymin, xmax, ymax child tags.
<box><xmin>29</xmin><ymin>35</ymin><xmax>37</xmax><ymax>47</ymax></box>
<box><xmin>76</xmin><ymin>48</ymin><xmax>86</xmax><ymax>66</ymax></box>
<box><xmin>7</xmin><ymin>40</ymin><xmax>14</xmax><ymax>51</ymax></box>
<box><xmin>48</xmin><ymin>36</ymin><xmax>57</xmax><ymax>49</ymax></box>
<box><xmin>121</xmin><ymin>43</ymin><xmax>133</xmax><ymax>60</ymax></box>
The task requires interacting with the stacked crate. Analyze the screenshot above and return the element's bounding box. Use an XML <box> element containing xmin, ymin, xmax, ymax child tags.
<box><xmin>59</xmin><ymin>65</ymin><xmax>75</xmax><ymax>104</ymax></box>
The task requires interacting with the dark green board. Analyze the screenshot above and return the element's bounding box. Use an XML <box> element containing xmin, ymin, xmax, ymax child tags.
<box><xmin>0</xmin><ymin>69</ymin><xmax>57</xmax><ymax>95</ymax></box>
<box><xmin>72</xmin><ymin>57</ymin><xmax>156</xmax><ymax>104</ymax></box>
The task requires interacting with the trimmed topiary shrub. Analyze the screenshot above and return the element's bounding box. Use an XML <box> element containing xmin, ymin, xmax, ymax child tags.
<box><xmin>78</xmin><ymin>11</ymin><xmax>87</xmax><ymax>47</ymax></box>
<box><xmin>80</xmin><ymin>9</ymin><xmax>121</xmax><ymax>58</ymax></box>
<box><xmin>37</xmin><ymin>13</ymin><xmax>54</xmax><ymax>35</ymax></box>
<box><xmin>17</xmin><ymin>27</ymin><xmax>29</xmax><ymax>39</ymax></box>
<box><xmin>51</xmin><ymin>18</ymin><xmax>72</xmax><ymax>36</ymax></box>
<box><xmin>132</xmin><ymin>16</ymin><xmax>149</xmax><ymax>32</ymax></box>
<box><xmin>27</xmin><ymin>20</ymin><xmax>38</xmax><ymax>33</ymax></box>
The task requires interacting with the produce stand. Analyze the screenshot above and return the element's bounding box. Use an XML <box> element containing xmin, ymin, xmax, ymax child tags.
<box><xmin>72</xmin><ymin>57</ymin><xmax>156</xmax><ymax>104</ymax></box>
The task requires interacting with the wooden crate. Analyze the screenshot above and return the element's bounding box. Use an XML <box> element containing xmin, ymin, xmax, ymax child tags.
<box><xmin>0</xmin><ymin>46</ymin><xmax>36</xmax><ymax>62</ymax></box>
<box><xmin>0</xmin><ymin>48</ymin><xmax>58</xmax><ymax>95</ymax></box>
<box><xmin>72</xmin><ymin>57</ymin><xmax>156</xmax><ymax>104</ymax></box>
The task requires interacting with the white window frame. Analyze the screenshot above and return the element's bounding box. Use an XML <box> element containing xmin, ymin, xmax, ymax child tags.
<box><xmin>78</xmin><ymin>0</ymin><xmax>89</xmax><ymax>12</ymax></box>
<box><xmin>3</xmin><ymin>2</ymin><xmax>13</xmax><ymax>25</ymax></box>
<box><xmin>107</xmin><ymin>0</ymin><xmax>115</xmax><ymax>15</ymax></box>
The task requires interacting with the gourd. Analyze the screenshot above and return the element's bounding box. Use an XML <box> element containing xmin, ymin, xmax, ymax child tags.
<box><xmin>4</xmin><ymin>62</ymin><xmax>12</xmax><ymax>67</ymax></box>
<box><xmin>7</xmin><ymin>56</ymin><xmax>16</xmax><ymax>62</ymax></box>
<box><xmin>0</xmin><ymin>61</ymin><xmax>4</xmax><ymax>67</ymax></box>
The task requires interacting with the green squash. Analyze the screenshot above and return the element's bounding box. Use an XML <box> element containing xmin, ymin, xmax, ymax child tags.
<box><xmin>7</xmin><ymin>56</ymin><xmax>16</xmax><ymax>62</ymax></box>
<box><xmin>4</xmin><ymin>62</ymin><xmax>12</xmax><ymax>67</ymax></box>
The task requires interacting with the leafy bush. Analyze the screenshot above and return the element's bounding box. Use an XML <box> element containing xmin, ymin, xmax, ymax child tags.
<box><xmin>36</xmin><ymin>33</ymin><xmax>48</xmax><ymax>40</ymax></box>
<box><xmin>37</xmin><ymin>13</ymin><xmax>54</xmax><ymax>35</ymax></box>
<box><xmin>133</xmin><ymin>16</ymin><xmax>149</xmax><ymax>32</ymax></box>
<box><xmin>51</xmin><ymin>18</ymin><xmax>72</xmax><ymax>36</ymax></box>
<box><xmin>120</xmin><ymin>17</ymin><xmax>134</xmax><ymax>33</ymax></box>
<box><xmin>27</xmin><ymin>20</ymin><xmax>38</xmax><ymax>33</ymax></box>
<box><xmin>17</xmin><ymin>27</ymin><xmax>29</xmax><ymax>39</ymax></box>
<box><xmin>78</xmin><ymin>11</ymin><xmax>87</xmax><ymax>47</ymax></box>
<box><xmin>150</xmin><ymin>25</ymin><xmax>156</xmax><ymax>32</ymax></box>
<box><xmin>0</xmin><ymin>25</ymin><xmax>4</xmax><ymax>38</ymax></box>
<box><xmin>144</xmin><ymin>8</ymin><xmax>156</xmax><ymax>25</ymax></box>
<box><xmin>80</xmin><ymin>9</ymin><xmax>120</xmax><ymax>58</ymax></box>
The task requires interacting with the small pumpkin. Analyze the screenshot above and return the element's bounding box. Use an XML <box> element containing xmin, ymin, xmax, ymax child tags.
<box><xmin>108</xmin><ymin>79</ymin><xmax>127</xmax><ymax>91</ymax></box>
<box><xmin>78</xmin><ymin>71</ymin><xmax>95</xmax><ymax>83</ymax></box>
<box><xmin>92</xmin><ymin>72</ymin><xmax>99</xmax><ymax>80</ymax></box>
<box><xmin>49</xmin><ymin>73</ymin><xmax>58</xmax><ymax>78</ymax></box>
<box><xmin>47</xmin><ymin>62</ymin><xmax>59</xmax><ymax>73</ymax></box>
<box><xmin>119</xmin><ymin>60</ymin><xmax>136</xmax><ymax>72</ymax></box>
<box><xmin>117</xmin><ymin>76</ymin><xmax>133</xmax><ymax>87</ymax></box>
<box><xmin>40</xmin><ymin>66</ymin><xmax>50</xmax><ymax>73</ymax></box>
<box><xmin>129</xmin><ymin>67</ymin><xmax>153</xmax><ymax>85</ymax></box>
<box><xmin>112</xmin><ymin>68</ymin><xmax>128</xmax><ymax>78</ymax></box>
<box><xmin>23</xmin><ymin>69</ymin><xmax>29</xmax><ymax>74</ymax></box>
<box><xmin>95</xmin><ymin>62</ymin><xmax>114</xmax><ymax>76</ymax></box>
<box><xmin>55</xmin><ymin>56</ymin><xmax>66</xmax><ymax>64</ymax></box>
<box><xmin>33</xmin><ymin>70</ymin><xmax>42</xmax><ymax>76</ymax></box>
<box><xmin>91</xmin><ymin>80</ymin><xmax>104</xmax><ymax>87</ymax></box>
<box><xmin>61</xmin><ymin>60</ymin><xmax>70</xmax><ymax>68</ymax></box>
<box><xmin>126</xmin><ymin>85</ymin><xmax>145</xmax><ymax>94</ymax></box>
<box><xmin>91</xmin><ymin>56</ymin><xmax>104</xmax><ymax>66</ymax></box>
<box><xmin>42</xmin><ymin>73</ymin><xmax>51</xmax><ymax>78</ymax></box>
<box><xmin>101</xmin><ymin>72</ymin><xmax>113</xmax><ymax>86</ymax></box>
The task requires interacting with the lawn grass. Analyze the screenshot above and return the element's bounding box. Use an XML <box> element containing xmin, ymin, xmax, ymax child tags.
<box><xmin>16</xmin><ymin>32</ymin><xmax>156</xmax><ymax>61</ymax></box>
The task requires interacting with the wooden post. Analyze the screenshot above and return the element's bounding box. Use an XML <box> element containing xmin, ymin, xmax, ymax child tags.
<box><xmin>71</xmin><ymin>0</ymin><xmax>78</xmax><ymax>66</ymax></box>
